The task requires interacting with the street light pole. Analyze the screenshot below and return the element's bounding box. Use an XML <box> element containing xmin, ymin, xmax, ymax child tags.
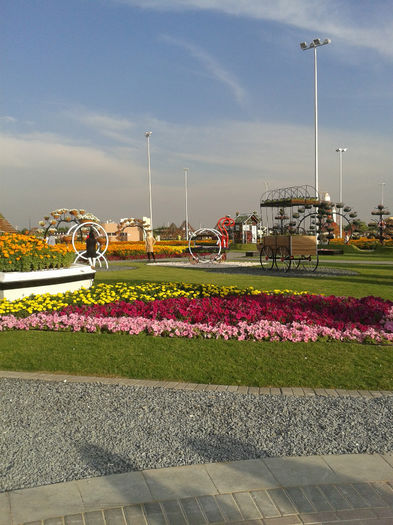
<box><xmin>145</xmin><ymin>131</ymin><xmax>153</xmax><ymax>233</ymax></box>
<box><xmin>380</xmin><ymin>182</ymin><xmax>386</xmax><ymax>206</ymax></box>
<box><xmin>336</xmin><ymin>147</ymin><xmax>347</xmax><ymax>238</ymax></box>
<box><xmin>184</xmin><ymin>168</ymin><xmax>189</xmax><ymax>241</ymax></box>
<box><xmin>300</xmin><ymin>38</ymin><xmax>331</xmax><ymax>199</ymax></box>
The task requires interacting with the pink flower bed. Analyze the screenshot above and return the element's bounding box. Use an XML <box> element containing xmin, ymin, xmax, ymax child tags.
<box><xmin>1</xmin><ymin>292</ymin><xmax>393</xmax><ymax>343</ymax></box>
<box><xmin>1</xmin><ymin>312</ymin><xmax>392</xmax><ymax>343</ymax></box>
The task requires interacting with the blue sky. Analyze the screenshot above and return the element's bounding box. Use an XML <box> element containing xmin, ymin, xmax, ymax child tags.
<box><xmin>1</xmin><ymin>0</ymin><xmax>392</xmax><ymax>229</ymax></box>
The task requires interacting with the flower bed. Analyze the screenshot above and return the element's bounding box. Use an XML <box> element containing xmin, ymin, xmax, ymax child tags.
<box><xmin>0</xmin><ymin>282</ymin><xmax>392</xmax><ymax>343</ymax></box>
<box><xmin>0</xmin><ymin>234</ymin><xmax>74</xmax><ymax>272</ymax></box>
<box><xmin>67</xmin><ymin>241</ymin><xmax>187</xmax><ymax>259</ymax></box>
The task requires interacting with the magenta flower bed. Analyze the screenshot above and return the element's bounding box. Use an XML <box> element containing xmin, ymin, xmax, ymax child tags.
<box><xmin>58</xmin><ymin>293</ymin><xmax>393</xmax><ymax>333</ymax></box>
<box><xmin>2</xmin><ymin>292</ymin><xmax>393</xmax><ymax>343</ymax></box>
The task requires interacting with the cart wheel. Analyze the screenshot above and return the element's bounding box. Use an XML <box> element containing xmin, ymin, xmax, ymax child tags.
<box><xmin>260</xmin><ymin>246</ymin><xmax>274</xmax><ymax>270</ymax></box>
<box><xmin>299</xmin><ymin>254</ymin><xmax>319</xmax><ymax>272</ymax></box>
<box><xmin>275</xmin><ymin>247</ymin><xmax>291</xmax><ymax>272</ymax></box>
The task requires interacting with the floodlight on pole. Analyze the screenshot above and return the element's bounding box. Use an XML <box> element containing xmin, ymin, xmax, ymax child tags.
<box><xmin>336</xmin><ymin>147</ymin><xmax>348</xmax><ymax>238</ymax></box>
<box><xmin>184</xmin><ymin>168</ymin><xmax>189</xmax><ymax>241</ymax></box>
<box><xmin>145</xmin><ymin>131</ymin><xmax>153</xmax><ymax>233</ymax></box>
<box><xmin>300</xmin><ymin>37</ymin><xmax>331</xmax><ymax>199</ymax></box>
<box><xmin>379</xmin><ymin>182</ymin><xmax>386</xmax><ymax>206</ymax></box>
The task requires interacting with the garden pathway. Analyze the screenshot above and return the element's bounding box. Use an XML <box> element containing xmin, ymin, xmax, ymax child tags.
<box><xmin>0</xmin><ymin>371</ymin><xmax>392</xmax><ymax>525</ymax></box>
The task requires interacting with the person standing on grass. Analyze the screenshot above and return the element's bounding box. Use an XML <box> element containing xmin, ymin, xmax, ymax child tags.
<box><xmin>86</xmin><ymin>227</ymin><xmax>98</xmax><ymax>268</ymax></box>
<box><xmin>145</xmin><ymin>230</ymin><xmax>156</xmax><ymax>262</ymax></box>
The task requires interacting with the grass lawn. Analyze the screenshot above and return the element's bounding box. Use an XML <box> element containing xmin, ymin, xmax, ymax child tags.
<box><xmin>98</xmin><ymin>260</ymin><xmax>393</xmax><ymax>301</ymax></box>
<box><xmin>0</xmin><ymin>331</ymin><xmax>391</xmax><ymax>390</ymax></box>
<box><xmin>1</xmin><ymin>260</ymin><xmax>392</xmax><ymax>389</ymax></box>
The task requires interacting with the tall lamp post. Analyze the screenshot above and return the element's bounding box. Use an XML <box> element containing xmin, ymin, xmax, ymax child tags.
<box><xmin>145</xmin><ymin>131</ymin><xmax>153</xmax><ymax>233</ymax></box>
<box><xmin>336</xmin><ymin>147</ymin><xmax>347</xmax><ymax>238</ymax></box>
<box><xmin>300</xmin><ymin>38</ymin><xmax>331</xmax><ymax>199</ymax></box>
<box><xmin>184</xmin><ymin>168</ymin><xmax>189</xmax><ymax>241</ymax></box>
<box><xmin>379</xmin><ymin>182</ymin><xmax>386</xmax><ymax>206</ymax></box>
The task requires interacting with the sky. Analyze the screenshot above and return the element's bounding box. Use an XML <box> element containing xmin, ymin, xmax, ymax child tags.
<box><xmin>1</xmin><ymin>0</ymin><xmax>393</xmax><ymax>230</ymax></box>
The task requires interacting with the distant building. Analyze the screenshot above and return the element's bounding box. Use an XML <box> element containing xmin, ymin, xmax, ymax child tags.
<box><xmin>233</xmin><ymin>212</ymin><xmax>261</xmax><ymax>243</ymax></box>
<box><xmin>101</xmin><ymin>217</ymin><xmax>150</xmax><ymax>242</ymax></box>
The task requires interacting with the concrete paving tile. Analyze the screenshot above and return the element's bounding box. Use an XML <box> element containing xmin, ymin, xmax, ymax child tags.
<box><xmin>267</xmin><ymin>488</ymin><xmax>296</xmax><ymax>515</ymax></box>
<box><xmin>64</xmin><ymin>514</ymin><xmax>84</xmax><ymax>525</ymax></box>
<box><xmin>336</xmin><ymin>484</ymin><xmax>369</xmax><ymax>508</ymax></box>
<box><xmin>0</xmin><ymin>493</ymin><xmax>11</xmax><ymax>525</ymax></box>
<box><xmin>323</xmin><ymin>389</ymin><xmax>339</xmax><ymax>397</ymax></box>
<box><xmin>161</xmin><ymin>499</ymin><xmax>187</xmax><ymax>525</ymax></box>
<box><xmin>143</xmin><ymin>502</ymin><xmax>166</xmax><ymax>525</ymax></box>
<box><xmin>302</xmin><ymin>388</ymin><xmax>316</xmax><ymax>396</ymax></box>
<box><xmin>281</xmin><ymin>388</ymin><xmax>294</xmax><ymax>396</ymax></box>
<box><xmin>103</xmin><ymin>507</ymin><xmax>126</xmax><ymax>525</ymax></box>
<box><xmin>249</xmin><ymin>386</ymin><xmax>260</xmax><ymax>395</ymax></box>
<box><xmin>43</xmin><ymin>518</ymin><xmax>63</xmax><ymax>525</ymax></box>
<box><xmin>291</xmin><ymin>388</ymin><xmax>305</xmax><ymax>397</ymax></box>
<box><xmin>301</xmin><ymin>486</ymin><xmax>332</xmax><ymax>511</ymax></box>
<box><xmin>284</xmin><ymin>487</ymin><xmax>314</xmax><ymax>513</ymax></box>
<box><xmin>351</xmin><ymin>482</ymin><xmax>387</xmax><ymax>507</ymax></box>
<box><xmin>179</xmin><ymin>497</ymin><xmax>206</xmax><ymax>525</ymax></box>
<box><xmin>258</xmin><ymin>388</ymin><xmax>271</xmax><ymax>395</ymax></box>
<box><xmin>237</xmin><ymin>386</ymin><xmax>249</xmax><ymax>394</ymax></box>
<box><xmin>263</xmin><ymin>456</ymin><xmax>340</xmax><ymax>486</ymax></box>
<box><xmin>270</xmin><ymin>388</ymin><xmax>281</xmax><ymax>395</ymax></box>
<box><xmin>318</xmin><ymin>484</ymin><xmax>352</xmax><ymax>510</ymax></box>
<box><xmin>195</xmin><ymin>384</ymin><xmax>208</xmax><ymax>391</ymax></box>
<box><xmin>215</xmin><ymin>494</ymin><xmax>243</xmax><ymax>522</ymax></box>
<box><xmin>233</xmin><ymin>492</ymin><xmax>262</xmax><ymax>520</ymax></box>
<box><xmin>227</xmin><ymin>385</ymin><xmax>239</xmax><ymax>392</ymax></box>
<box><xmin>251</xmin><ymin>490</ymin><xmax>281</xmax><ymax>518</ymax></box>
<box><xmin>77</xmin><ymin>471</ymin><xmax>153</xmax><ymax>508</ymax></box>
<box><xmin>206</xmin><ymin>459</ymin><xmax>278</xmax><ymax>492</ymax></box>
<box><xmin>374</xmin><ymin>507</ymin><xmax>393</xmax><ymax>518</ymax></box>
<box><xmin>335</xmin><ymin>507</ymin><xmax>377</xmax><ymax>520</ymax></box>
<box><xmin>83</xmin><ymin>510</ymin><xmax>105</xmax><ymax>525</ymax></box>
<box><xmin>197</xmin><ymin>495</ymin><xmax>224</xmax><ymax>523</ymax></box>
<box><xmin>372</xmin><ymin>481</ymin><xmax>393</xmax><ymax>506</ymax></box>
<box><xmin>358</xmin><ymin>390</ymin><xmax>374</xmax><ymax>399</ymax></box>
<box><xmin>314</xmin><ymin>388</ymin><xmax>328</xmax><ymax>396</ymax></box>
<box><xmin>382</xmin><ymin>453</ymin><xmax>393</xmax><ymax>469</ymax></box>
<box><xmin>299</xmin><ymin>510</ymin><xmax>338</xmax><ymax>524</ymax></box>
<box><xmin>262</xmin><ymin>516</ymin><xmax>301</xmax><ymax>525</ymax></box>
<box><xmin>143</xmin><ymin>465</ymin><xmax>217</xmax><ymax>500</ymax></box>
<box><xmin>9</xmin><ymin>481</ymin><xmax>83</xmax><ymax>523</ymax></box>
<box><xmin>322</xmin><ymin>454</ymin><xmax>393</xmax><ymax>482</ymax></box>
<box><xmin>123</xmin><ymin>504</ymin><xmax>147</xmax><ymax>525</ymax></box>
<box><xmin>215</xmin><ymin>385</ymin><xmax>229</xmax><ymax>392</ymax></box>
<box><xmin>369</xmin><ymin>391</ymin><xmax>383</xmax><ymax>397</ymax></box>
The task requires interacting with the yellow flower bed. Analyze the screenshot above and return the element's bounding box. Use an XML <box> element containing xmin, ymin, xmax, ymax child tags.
<box><xmin>0</xmin><ymin>282</ymin><xmax>310</xmax><ymax>316</ymax></box>
<box><xmin>0</xmin><ymin>233</ymin><xmax>74</xmax><ymax>272</ymax></box>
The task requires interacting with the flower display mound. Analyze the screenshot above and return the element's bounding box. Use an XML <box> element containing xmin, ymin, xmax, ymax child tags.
<box><xmin>69</xmin><ymin>241</ymin><xmax>187</xmax><ymax>259</ymax></box>
<box><xmin>0</xmin><ymin>233</ymin><xmax>74</xmax><ymax>272</ymax></box>
<box><xmin>59</xmin><ymin>293</ymin><xmax>392</xmax><ymax>333</ymax></box>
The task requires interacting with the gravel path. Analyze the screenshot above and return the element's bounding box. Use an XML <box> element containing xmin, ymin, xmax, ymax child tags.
<box><xmin>154</xmin><ymin>261</ymin><xmax>358</xmax><ymax>277</ymax></box>
<box><xmin>1</xmin><ymin>379</ymin><xmax>392</xmax><ymax>493</ymax></box>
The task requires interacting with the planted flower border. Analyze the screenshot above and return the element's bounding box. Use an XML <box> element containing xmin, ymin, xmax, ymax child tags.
<box><xmin>0</xmin><ymin>233</ymin><xmax>94</xmax><ymax>301</ymax></box>
<box><xmin>0</xmin><ymin>282</ymin><xmax>392</xmax><ymax>344</ymax></box>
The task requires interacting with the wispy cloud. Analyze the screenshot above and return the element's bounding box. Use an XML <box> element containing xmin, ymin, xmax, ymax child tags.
<box><xmin>161</xmin><ymin>34</ymin><xmax>246</xmax><ymax>106</ymax></box>
<box><xmin>114</xmin><ymin>0</ymin><xmax>393</xmax><ymax>59</ymax></box>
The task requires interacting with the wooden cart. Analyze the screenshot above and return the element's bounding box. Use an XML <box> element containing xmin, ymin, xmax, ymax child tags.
<box><xmin>257</xmin><ymin>235</ymin><xmax>318</xmax><ymax>272</ymax></box>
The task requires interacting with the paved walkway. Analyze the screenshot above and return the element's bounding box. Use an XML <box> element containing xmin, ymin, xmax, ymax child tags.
<box><xmin>0</xmin><ymin>372</ymin><xmax>392</xmax><ymax>525</ymax></box>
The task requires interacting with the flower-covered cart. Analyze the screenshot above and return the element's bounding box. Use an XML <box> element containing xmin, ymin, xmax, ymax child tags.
<box><xmin>258</xmin><ymin>185</ymin><xmax>359</xmax><ymax>272</ymax></box>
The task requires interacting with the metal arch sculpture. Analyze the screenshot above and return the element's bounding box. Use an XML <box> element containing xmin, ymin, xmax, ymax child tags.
<box><xmin>67</xmin><ymin>221</ymin><xmax>109</xmax><ymax>270</ymax></box>
<box><xmin>188</xmin><ymin>228</ymin><xmax>222</xmax><ymax>263</ymax></box>
<box><xmin>188</xmin><ymin>216</ymin><xmax>234</xmax><ymax>263</ymax></box>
